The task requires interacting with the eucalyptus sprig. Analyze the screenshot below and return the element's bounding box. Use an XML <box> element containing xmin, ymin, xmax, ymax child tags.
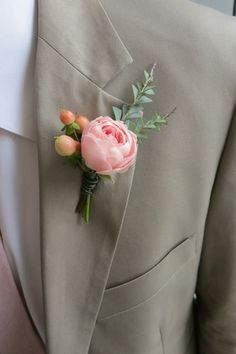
<box><xmin>112</xmin><ymin>63</ymin><xmax>176</xmax><ymax>143</ymax></box>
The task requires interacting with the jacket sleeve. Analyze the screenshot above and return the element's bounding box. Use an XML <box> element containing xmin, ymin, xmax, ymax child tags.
<box><xmin>195</xmin><ymin>107</ymin><xmax>236</xmax><ymax>353</ymax></box>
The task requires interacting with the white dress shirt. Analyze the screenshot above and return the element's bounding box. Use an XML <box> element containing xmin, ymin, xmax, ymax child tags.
<box><xmin>0</xmin><ymin>0</ymin><xmax>45</xmax><ymax>342</ymax></box>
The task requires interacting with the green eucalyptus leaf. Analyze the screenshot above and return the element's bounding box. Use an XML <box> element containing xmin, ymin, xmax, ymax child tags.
<box><xmin>137</xmin><ymin>131</ymin><xmax>147</xmax><ymax>139</ymax></box>
<box><xmin>144</xmin><ymin>70</ymin><xmax>149</xmax><ymax>81</ymax></box>
<box><xmin>146</xmin><ymin>85</ymin><xmax>157</xmax><ymax>89</ymax></box>
<box><xmin>155</xmin><ymin>119</ymin><xmax>167</xmax><ymax>125</ymax></box>
<box><xmin>129</xmin><ymin>105</ymin><xmax>143</xmax><ymax>114</ymax></box>
<box><xmin>128</xmin><ymin>113</ymin><xmax>143</xmax><ymax>119</ymax></box>
<box><xmin>126</xmin><ymin>114</ymin><xmax>139</xmax><ymax>119</ymax></box>
<box><xmin>127</xmin><ymin>120</ymin><xmax>137</xmax><ymax>133</ymax></box>
<box><xmin>144</xmin><ymin>122</ymin><xmax>156</xmax><ymax>129</ymax></box>
<box><xmin>122</xmin><ymin>104</ymin><xmax>128</xmax><ymax>116</ymax></box>
<box><xmin>152</xmin><ymin>112</ymin><xmax>167</xmax><ymax>124</ymax></box>
<box><xmin>112</xmin><ymin>106</ymin><xmax>122</xmax><ymax>120</ymax></box>
<box><xmin>132</xmin><ymin>84</ymin><xmax>138</xmax><ymax>99</ymax></box>
<box><xmin>145</xmin><ymin>88</ymin><xmax>155</xmax><ymax>95</ymax></box>
<box><xmin>136</xmin><ymin>117</ymin><xmax>145</xmax><ymax>130</ymax></box>
<box><xmin>125</xmin><ymin>119</ymin><xmax>130</xmax><ymax>128</ymax></box>
<box><xmin>139</xmin><ymin>96</ymin><xmax>152</xmax><ymax>103</ymax></box>
<box><xmin>136</xmin><ymin>81</ymin><xmax>142</xmax><ymax>90</ymax></box>
<box><xmin>127</xmin><ymin>107</ymin><xmax>143</xmax><ymax>119</ymax></box>
<box><xmin>149</xmin><ymin>63</ymin><xmax>157</xmax><ymax>81</ymax></box>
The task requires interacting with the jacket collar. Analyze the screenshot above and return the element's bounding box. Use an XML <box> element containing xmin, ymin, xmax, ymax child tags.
<box><xmin>36</xmin><ymin>0</ymin><xmax>136</xmax><ymax>352</ymax></box>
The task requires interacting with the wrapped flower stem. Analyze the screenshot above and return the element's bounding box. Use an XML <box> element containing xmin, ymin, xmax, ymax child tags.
<box><xmin>75</xmin><ymin>171</ymin><xmax>100</xmax><ymax>223</ymax></box>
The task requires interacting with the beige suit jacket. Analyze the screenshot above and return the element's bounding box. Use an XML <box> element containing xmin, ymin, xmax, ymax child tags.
<box><xmin>35</xmin><ymin>0</ymin><xmax>236</xmax><ymax>353</ymax></box>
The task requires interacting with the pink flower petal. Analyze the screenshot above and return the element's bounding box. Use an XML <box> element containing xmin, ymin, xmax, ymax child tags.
<box><xmin>81</xmin><ymin>135</ymin><xmax>111</xmax><ymax>172</ymax></box>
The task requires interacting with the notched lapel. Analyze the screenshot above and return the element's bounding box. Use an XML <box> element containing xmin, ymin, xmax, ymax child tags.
<box><xmin>38</xmin><ymin>0</ymin><xmax>133</xmax><ymax>88</ymax></box>
<box><xmin>36</xmin><ymin>1</ymin><xmax>137</xmax><ymax>353</ymax></box>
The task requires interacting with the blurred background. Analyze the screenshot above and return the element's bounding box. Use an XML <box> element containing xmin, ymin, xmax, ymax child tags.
<box><xmin>193</xmin><ymin>0</ymin><xmax>235</xmax><ymax>15</ymax></box>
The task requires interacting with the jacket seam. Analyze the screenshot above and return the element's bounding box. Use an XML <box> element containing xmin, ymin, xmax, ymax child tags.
<box><xmin>200</xmin><ymin>103</ymin><xmax>236</xmax><ymax>251</ymax></box>
<box><xmin>38</xmin><ymin>36</ymin><xmax>99</xmax><ymax>87</ymax></box>
<box><xmin>37</xmin><ymin>36</ymin><xmax>127</xmax><ymax>106</ymax></box>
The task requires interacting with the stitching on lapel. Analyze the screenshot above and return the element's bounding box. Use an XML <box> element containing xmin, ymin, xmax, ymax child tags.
<box><xmin>38</xmin><ymin>36</ymin><xmax>129</xmax><ymax>106</ymax></box>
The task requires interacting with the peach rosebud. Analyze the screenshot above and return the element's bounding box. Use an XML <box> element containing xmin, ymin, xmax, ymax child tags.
<box><xmin>81</xmin><ymin>116</ymin><xmax>137</xmax><ymax>175</ymax></box>
<box><xmin>55</xmin><ymin>135</ymin><xmax>77</xmax><ymax>156</ymax></box>
<box><xmin>60</xmin><ymin>110</ymin><xmax>76</xmax><ymax>125</ymax></box>
<box><xmin>75</xmin><ymin>115</ymin><xmax>89</xmax><ymax>131</ymax></box>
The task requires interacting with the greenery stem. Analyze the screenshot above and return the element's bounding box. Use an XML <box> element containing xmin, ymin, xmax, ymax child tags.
<box><xmin>84</xmin><ymin>194</ymin><xmax>91</xmax><ymax>224</ymax></box>
<box><xmin>122</xmin><ymin>63</ymin><xmax>156</xmax><ymax>122</ymax></box>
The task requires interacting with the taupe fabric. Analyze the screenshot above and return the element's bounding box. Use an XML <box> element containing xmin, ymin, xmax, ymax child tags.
<box><xmin>0</xmin><ymin>235</ymin><xmax>45</xmax><ymax>354</ymax></box>
<box><xmin>35</xmin><ymin>0</ymin><xmax>236</xmax><ymax>353</ymax></box>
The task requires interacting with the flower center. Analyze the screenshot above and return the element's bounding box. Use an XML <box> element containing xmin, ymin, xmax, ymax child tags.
<box><xmin>102</xmin><ymin>125</ymin><xmax>125</xmax><ymax>144</ymax></box>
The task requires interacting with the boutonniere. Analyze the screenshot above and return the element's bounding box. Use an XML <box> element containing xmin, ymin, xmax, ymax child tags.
<box><xmin>54</xmin><ymin>64</ymin><xmax>176</xmax><ymax>223</ymax></box>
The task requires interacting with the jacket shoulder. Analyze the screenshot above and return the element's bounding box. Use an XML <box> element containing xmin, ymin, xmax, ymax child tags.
<box><xmin>172</xmin><ymin>0</ymin><xmax>236</xmax><ymax>87</ymax></box>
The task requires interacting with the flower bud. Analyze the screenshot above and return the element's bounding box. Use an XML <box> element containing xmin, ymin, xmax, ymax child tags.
<box><xmin>55</xmin><ymin>135</ymin><xmax>77</xmax><ymax>156</ymax></box>
<box><xmin>75</xmin><ymin>115</ymin><xmax>89</xmax><ymax>131</ymax></box>
<box><xmin>60</xmin><ymin>110</ymin><xmax>76</xmax><ymax>125</ymax></box>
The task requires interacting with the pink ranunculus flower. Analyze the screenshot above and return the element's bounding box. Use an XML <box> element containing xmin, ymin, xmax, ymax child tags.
<box><xmin>81</xmin><ymin>116</ymin><xmax>138</xmax><ymax>175</ymax></box>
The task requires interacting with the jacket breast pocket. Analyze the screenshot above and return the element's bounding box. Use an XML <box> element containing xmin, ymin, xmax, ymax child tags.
<box><xmin>97</xmin><ymin>233</ymin><xmax>197</xmax><ymax>321</ymax></box>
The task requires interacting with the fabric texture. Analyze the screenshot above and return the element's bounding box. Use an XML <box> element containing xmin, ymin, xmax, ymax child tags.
<box><xmin>0</xmin><ymin>0</ymin><xmax>37</xmax><ymax>140</ymax></box>
<box><xmin>0</xmin><ymin>0</ymin><xmax>45</xmax><ymax>343</ymax></box>
<box><xmin>34</xmin><ymin>0</ymin><xmax>236</xmax><ymax>353</ymax></box>
<box><xmin>0</xmin><ymin>129</ymin><xmax>45</xmax><ymax>343</ymax></box>
<box><xmin>0</xmin><ymin>234</ymin><xmax>45</xmax><ymax>354</ymax></box>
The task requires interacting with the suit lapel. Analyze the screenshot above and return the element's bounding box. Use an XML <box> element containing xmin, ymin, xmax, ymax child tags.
<box><xmin>38</xmin><ymin>0</ymin><xmax>133</xmax><ymax>88</ymax></box>
<box><xmin>36</xmin><ymin>1</ymin><xmax>136</xmax><ymax>352</ymax></box>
